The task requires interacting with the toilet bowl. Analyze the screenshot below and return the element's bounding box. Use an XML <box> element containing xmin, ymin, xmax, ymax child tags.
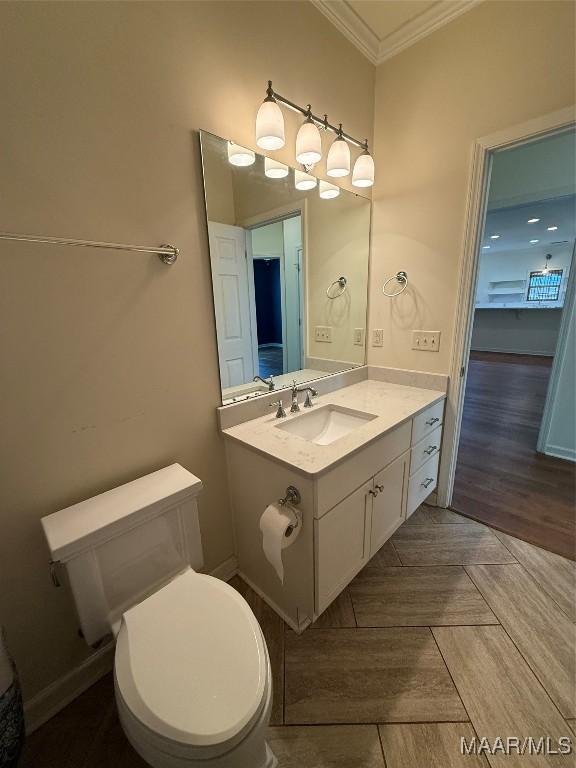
<box><xmin>114</xmin><ymin>569</ymin><xmax>276</xmax><ymax>768</ymax></box>
<box><xmin>41</xmin><ymin>464</ymin><xmax>277</xmax><ymax>768</ymax></box>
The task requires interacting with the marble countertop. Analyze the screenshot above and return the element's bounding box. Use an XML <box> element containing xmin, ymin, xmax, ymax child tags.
<box><xmin>221</xmin><ymin>379</ymin><xmax>445</xmax><ymax>477</ymax></box>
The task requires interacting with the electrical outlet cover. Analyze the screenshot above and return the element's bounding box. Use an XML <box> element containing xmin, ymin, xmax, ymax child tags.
<box><xmin>372</xmin><ymin>329</ymin><xmax>384</xmax><ymax>347</ymax></box>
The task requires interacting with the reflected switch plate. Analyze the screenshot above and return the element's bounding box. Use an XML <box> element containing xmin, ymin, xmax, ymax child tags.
<box><xmin>315</xmin><ymin>326</ymin><xmax>332</xmax><ymax>342</ymax></box>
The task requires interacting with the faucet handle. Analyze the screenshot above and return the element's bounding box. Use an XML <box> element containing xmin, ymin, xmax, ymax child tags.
<box><xmin>269</xmin><ymin>399</ymin><xmax>286</xmax><ymax>419</ymax></box>
<box><xmin>303</xmin><ymin>388</ymin><xmax>317</xmax><ymax>408</ymax></box>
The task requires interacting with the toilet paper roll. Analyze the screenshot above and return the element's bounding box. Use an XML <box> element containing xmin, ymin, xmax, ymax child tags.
<box><xmin>259</xmin><ymin>503</ymin><xmax>301</xmax><ymax>583</ymax></box>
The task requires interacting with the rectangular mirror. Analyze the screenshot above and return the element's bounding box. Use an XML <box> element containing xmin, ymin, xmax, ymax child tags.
<box><xmin>200</xmin><ymin>130</ymin><xmax>371</xmax><ymax>404</ymax></box>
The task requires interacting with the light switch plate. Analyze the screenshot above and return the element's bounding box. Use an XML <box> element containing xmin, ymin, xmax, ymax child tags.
<box><xmin>353</xmin><ymin>328</ymin><xmax>365</xmax><ymax>345</ymax></box>
<box><xmin>412</xmin><ymin>330</ymin><xmax>441</xmax><ymax>351</ymax></box>
<box><xmin>315</xmin><ymin>326</ymin><xmax>332</xmax><ymax>343</ymax></box>
<box><xmin>372</xmin><ymin>328</ymin><xmax>384</xmax><ymax>347</ymax></box>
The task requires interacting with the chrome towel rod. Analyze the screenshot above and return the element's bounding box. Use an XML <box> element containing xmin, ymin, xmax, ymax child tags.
<box><xmin>0</xmin><ymin>231</ymin><xmax>179</xmax><ymax>264</ymax></box>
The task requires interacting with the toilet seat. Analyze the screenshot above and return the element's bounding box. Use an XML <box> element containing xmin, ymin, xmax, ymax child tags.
<box><xmin>115</xmin><ymin>569</ymin><xmax>268</xmax><ymax>749</ymax></box>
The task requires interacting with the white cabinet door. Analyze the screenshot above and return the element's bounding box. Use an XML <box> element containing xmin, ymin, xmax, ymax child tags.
<box><xmin>369</xmin><ymin>453</ymin><xmax>408</xmax><ymax>557</ymax></box>
<box><xmin>315</xmin><ymin>480</ymin><xmax>372</xmax><ymax>615</ymax></box>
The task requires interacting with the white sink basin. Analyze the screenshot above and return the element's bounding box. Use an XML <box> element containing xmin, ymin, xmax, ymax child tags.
<box><xmin>276</xmin><ymin>405</ymin><xmax>377</xmax><ymax>446</ymax></box>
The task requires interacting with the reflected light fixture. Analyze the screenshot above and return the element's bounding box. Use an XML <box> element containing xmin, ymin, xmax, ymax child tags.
<box><xmin>542</xmin><ymin>253</ymin><xmax>552</xmax><ymax>274</ymax></box>
<box><xmin>490</xmin><ymin>234</ymin><xmax>500</xmax><ymax>239</ymax></box>
<box><xmin>482</xmin><ymin>245</ymin><xmax>491</xmax><ymax>250</ymax></box>
<box><xmin>530</xmin><ymin>239</ymin><xmax>539</xmax><ymax>244</ymax></box>
<box><xmin>256</xmin><ymin>81</ymin><xmax>285</xmax><ymax>150</ymax></box>
<box><xmin>227</xmin><ymin>142</ymin><xmax>255</xmax><ymax>166</ymax></box>
<box><xmin>295</xmin><ymin>170</ymin><xmax>317</xmax><ymax>191</ymax></box>
<box><xmin>352</xmin><ymin>145</ymin><xmax>374</xmax><ymax>187</ymax></box>
<box><xmin>319</xmin><ymin>180</ymin><xmax>340</xmax><ymax>199</ymax></box>
<box><xmin>547</xmin><ymin>225</ymin><xmax>558</xmax><ymax>231</ymax></box>
<box><xmin>527</xmin><ymin>217</ymin><xmax>540</xmax><ymax>223</ymax></box>
<box><xmin>327</xmin><ymin>125</ymin><xmax>351</xmax><ymax>177</ymax></box>
<box><xmin>296</xmin><ymin>107</ymin><xmax>322</xmax><ymax>166</ymax></box>
<box><xmin>264</xmin><ymin>157</ymin><xmax>289</xmax><ymax>178</ymax></box>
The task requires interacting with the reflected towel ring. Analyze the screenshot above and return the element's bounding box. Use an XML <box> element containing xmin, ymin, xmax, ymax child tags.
<box><xmin>382</xmin><ymin>271</ymin><xmax>408</xmax><ymax>297</ymax></box>
<box><xmin>326</xmin><ymin>276</ymin><xmax>347</xmax><ymax>299</ymax></box>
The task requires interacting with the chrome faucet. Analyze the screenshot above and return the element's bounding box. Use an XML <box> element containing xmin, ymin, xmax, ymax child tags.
<box><xmin>290</xmin><ymin>381</ymin><xmax>318</xmax><ymax>412</ymax></box>
<box><xmin>254</xmin><ymin>375</ymin><xmax>275</xmax><ymax>391</ymax></box>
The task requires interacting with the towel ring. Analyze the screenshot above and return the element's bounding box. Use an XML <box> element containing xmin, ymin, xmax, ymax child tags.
<box><xmin>382</xmin><ymin>271</ymin><xmax>408</xmax><ymax>297</ymax></box>
<box><xmin>326</xmin><ymin>276</ymin><xmax>347</xmax><ymax>299</ymax></box>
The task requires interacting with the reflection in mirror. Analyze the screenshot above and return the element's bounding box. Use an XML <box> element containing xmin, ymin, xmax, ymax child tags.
<box><xmin>200</xmin><ymin>130</ymin><xmax>371</xmax><ymax>404</ymax></box>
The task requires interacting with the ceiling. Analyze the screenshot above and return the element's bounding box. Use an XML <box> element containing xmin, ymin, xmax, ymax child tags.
<box><xmin>311</xmin><ymin>0</ymin><xmax>481</xmax><ymax>64</ymax></box>
<box><xmin>482</xmin><ymin>196</ymin><xmax>576</xmax><ymax>256</ymax></box>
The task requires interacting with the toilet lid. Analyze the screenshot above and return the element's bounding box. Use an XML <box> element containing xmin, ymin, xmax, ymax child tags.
<box><xmin>114</xmin><ymin>570</ymin><xmax>267</xmax><ymax>747</ymax></box>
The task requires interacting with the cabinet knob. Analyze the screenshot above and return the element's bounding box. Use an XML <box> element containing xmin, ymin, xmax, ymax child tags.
<box><xmin>424</xmin><ymin>445</ymin><xmax>438</xmax><ymax>455</ymax></box>
<box><xmin>375</xmin><ymin>484</ymin><xmax>384</xmax><ymax>493</ymax></box>
<box><xmin>425</xmin><ymin>416</ymin><xmax>440</xmax><ymax>426</ymax></box>
<box><xmin>368</xmin><ymin>488</ymin><xmax>379</xmax><ymax>497</ymax></box>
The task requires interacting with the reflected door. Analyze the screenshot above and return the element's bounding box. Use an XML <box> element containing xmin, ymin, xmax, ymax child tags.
<box><xmin>208</xmin><ymin>222</ymin><xmax>255</xmax><ymax>388</ymax></box>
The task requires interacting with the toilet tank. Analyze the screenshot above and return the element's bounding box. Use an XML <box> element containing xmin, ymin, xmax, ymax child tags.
<box><xmin>41</xmin><ymin>464</ymin><xmax>203</xmax><ymax>646</ymax></box>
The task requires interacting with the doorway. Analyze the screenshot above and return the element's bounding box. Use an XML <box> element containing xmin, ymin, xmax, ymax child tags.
<box><xmin>450</xmin><ymin>127</ymin><xmax>576</xmax><ymax>559</ymax></box>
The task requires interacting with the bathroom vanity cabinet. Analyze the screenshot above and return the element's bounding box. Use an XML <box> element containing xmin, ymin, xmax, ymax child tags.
<box><xmin>223</xmin><ymin>388</ymin><xmax>445</xmax><ymax>632</ymax></box>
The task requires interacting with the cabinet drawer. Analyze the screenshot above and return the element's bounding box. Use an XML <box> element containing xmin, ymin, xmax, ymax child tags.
<box><xmin>410</xmin><ymin>424</ymin><xmax>442</xmax><ymax>476</ymax></box>
<box><xmin>412</xmin><ymin>400</ymin><xmax>444</xmax><ymax>445</ymax></box>
<box><xmin>407</xmin><ymin>452</ymin><xmax>440</xmax><ymax>517</ymax></box>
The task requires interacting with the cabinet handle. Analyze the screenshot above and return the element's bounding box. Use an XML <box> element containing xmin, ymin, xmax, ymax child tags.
<box><xmin>421</xmin><ymin>477</ymin><xmax>434</xmax><ymax>489</ymax></box>
<box><xmin>368</xmin><ymin>488</ymin><xmax>379</xmax><ymax>497</ymax></box>
<box><xmin>424</xmin><ymin>445</ymin><xmax>438</xmax><ymax>455</ymax></box>
<box><xmin>375</xmin><ymin>484</ymin><xmax>384</xmax><ymax>493</ymax></box>
<box><xmin>425</xmin><ymin>416</ymin><xmax>440</xmax><ymax>426</ymax></box>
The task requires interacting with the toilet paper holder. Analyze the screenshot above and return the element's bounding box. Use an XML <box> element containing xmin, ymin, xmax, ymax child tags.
<box><xmin>278</xmin><ymin>485</ymin><xmax>302</xmax><ymax>533</ymax></box>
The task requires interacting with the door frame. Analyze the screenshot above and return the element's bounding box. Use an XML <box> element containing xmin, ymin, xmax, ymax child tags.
<box><xmin>438</xmin><ymin>106</ymin><xmax>575</xmax><ymax>507</ymax></box>
<box><xmin>240</xmin><ymin>200</ymin><xmax>308</xmax><ymax>371</ymax></box>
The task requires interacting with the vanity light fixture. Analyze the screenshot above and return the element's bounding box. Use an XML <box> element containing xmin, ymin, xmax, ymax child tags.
<box><xmin>296</xmin><ymin>107</ymin><xmax>322</xmax><ymax>166</ymax></box>
<box><xmin>294</xmin><ymin>169</ymin><xmax>317</xmax><ymax>191</ymax></box>
<box><xmin>319</xmin><ymin>180</ymin><xmax>340</xmax><ymax>199</ymax></box>
<box><xmin>255</xmin><ymin>82</ymin><xmax>285</xmax><ymax>150</ymax></box>
<box><xmin>527</xmin><ymin>217</ymin><xmax>540</xmax><ymax>224</ymax></box>
<box><xmin>352</xmin><ymin>145</ymin><xmax>375</xmax><ymax>187</ymax></box>
<box><xmin>264</xmin><ymin>157</ymin><xmax>289</xmax><ymax>178</ymax></box>
<box><xmin>227</xmin><ymin>142</ymin><xmax>255</xmax><ymax>166</ymax></box>
<box><xmin>326</xmin><ymin>125</ymin><xmax>351</xmax><ymax>178</ymax></box>
<box><xmin>255</xmin><ymin>81</ymin><xmax>374</xmax><ymax>184</ymax></box>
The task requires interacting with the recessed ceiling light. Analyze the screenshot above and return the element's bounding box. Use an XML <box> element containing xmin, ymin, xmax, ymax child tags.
<box><xmin>482</xmin><ymin>245</ymin><xmax>491</xmax><ymax>250</ymax></box>
<box><xmin>490</xmin><ymin>234</ymin><xmax>500</xmax><ymax>239</ymax></box>
<box><xmin>527</xmin><ymin>218</ymin><xmax>540</xmax><ymax>223</ymax></box>
<box><xmin>547</xmin><ymin>225</ymin><xmax>558</xmax><ymax>231</ymax></box>
<box><xmin>530</xmin><ymin>239</ymin><xmax>539</xmax><ymax>244</ymax></box>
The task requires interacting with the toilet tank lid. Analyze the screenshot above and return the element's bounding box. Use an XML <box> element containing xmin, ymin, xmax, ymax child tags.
<box><xmin>41</xmin><ymin>464</ymin><xmax>202</xmax><ymax>562</ymax></box>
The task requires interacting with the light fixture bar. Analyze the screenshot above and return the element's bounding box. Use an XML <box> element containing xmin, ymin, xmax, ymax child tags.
<box><xmin>266</xmin><ymin>81</ymin><xmax>368</xmax><ymax>151</ymax></box>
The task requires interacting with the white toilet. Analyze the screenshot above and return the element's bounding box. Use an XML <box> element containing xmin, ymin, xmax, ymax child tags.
<box><xmin>41</xmin><ymin>464</ymin><xmax>277</xmax><ymax>768</ymax></box>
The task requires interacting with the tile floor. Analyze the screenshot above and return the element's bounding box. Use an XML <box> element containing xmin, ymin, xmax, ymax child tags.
<box><xmin>20</xmin><ymin>506</ymin><xmax>576</xmax><ymax>768</ymax></box>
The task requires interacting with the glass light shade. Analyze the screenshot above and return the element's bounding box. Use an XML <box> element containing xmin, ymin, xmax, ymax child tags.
<box><xmin>319</xmin><ymin>180</ymin><xmax>340</xmax><ymax>199</ymax></box>
<box><xmin>296</xmin><ymin>120</ymin><xmax>322</xmax><ymax>165</ymax></box>
<box><xmin>264</xmin><ymin>157</ymin><xmax>289</xmax><ymax>179</ymax></box>
<box><xmin>352</xmin><ymin>152</ymin><xmax>375</xmax><ymax>187</ymax></box>
<box><xmin>255</xmin><ymin>100</ymin><xmax>285</xmax><ymax>150</ymax></box>
<box><xmin>294</xmin><ymin>170</ymin><xmax>317</xmax><ymax>191</ymax></box>
<box><xmin>326</xmin><ymin>136</ymin><xmax>350</xmax><ymax>177</ymax></box>
<box><xmin>227</xmin><ymin>142</ymin><xmax>255</xmax><ymax>166</ymax></box>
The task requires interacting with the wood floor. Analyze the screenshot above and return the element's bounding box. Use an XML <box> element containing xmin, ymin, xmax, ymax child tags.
<box><xmin>20</xmin><ymin>507</ymin><xmax>576</xmax><ymax>768</ymax></box>
<box><xmin>452</xmin><ymin>351</ymin><xmax>576</xmax><ymax>560</ymax></box>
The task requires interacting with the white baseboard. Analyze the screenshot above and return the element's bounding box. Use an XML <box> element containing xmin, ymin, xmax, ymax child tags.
<box><xmin>24</xmin><ymin>641</ymin><xmax>115</xmax><ymax>735</ymax></box>
<box><xmin>541</xmin><ymin>444</ymin><xmax>576</xmax><ymax>462</ymax></box>
<box><xmin>208</xmin><ymin>555</ymin><xmax>238</xmax><ymax>582</ymax></box>
<box><xmin>24</xmin><ymin>556</ymin><xmax>240</xmax><ymax>734</ymax></box>
<box><xmin>470</xmin><ymin>346</ymin><xmax>554</xmax><ymax>357</ymax></box>
<box><xmin>237</xmin><ymin>570</ymin><xmax>310</xmax><ymax>634</ymax></box>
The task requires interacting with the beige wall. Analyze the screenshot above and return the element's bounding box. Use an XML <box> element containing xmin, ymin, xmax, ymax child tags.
<box><xmin>368</xmin><ymin>0</ymin><xmax>575</xmax><ymax>374</ymax></box>
<box><xmin>0</xmin><ymin>1</ymin><xmax>374</xmax><ymax>701</ymax></box>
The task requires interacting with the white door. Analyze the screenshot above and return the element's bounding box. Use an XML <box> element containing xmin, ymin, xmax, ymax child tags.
<box><xmin>208</xmin><ymin>222</ymin><xmax>255</xmax><ymax>388</ymax></box>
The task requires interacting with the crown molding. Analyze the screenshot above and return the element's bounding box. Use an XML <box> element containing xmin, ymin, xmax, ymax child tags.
<box><xmin>311</xmin><ymin>0</ymin><xmax>482</xmax><ymax>66</ymax></box>
<box><xmin>310</xmin><ymin>0</ymin><xmax>379</xmax><ymax>65</ymax></box>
